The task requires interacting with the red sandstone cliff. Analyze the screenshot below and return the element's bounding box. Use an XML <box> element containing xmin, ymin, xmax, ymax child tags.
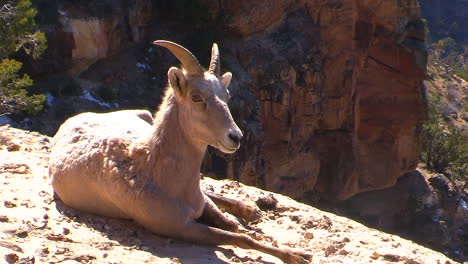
<box><xmin>26</xmin><ymin>0</ymin><xmax>428</xmax><ymax>200</ymax></box>
<box><xmin>199</xmin><ymin>0</ymin><xmax>428</xmax><ymax>200</ymax></box>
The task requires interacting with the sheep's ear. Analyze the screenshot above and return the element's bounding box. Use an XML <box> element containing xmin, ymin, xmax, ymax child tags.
<box><xmin>220</xmin><ymin>72</ymin><xmax>232</xmax><ymax>89</ymax></box>
<box><xmin>168</xmin><ymin>67</ymin><xmax>187</xmax><ymax>96</ymax></box>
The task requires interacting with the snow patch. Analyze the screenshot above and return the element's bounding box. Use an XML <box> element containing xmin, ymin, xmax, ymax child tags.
<box><xmin>136</xmin><ymin>62</ymin><xmax>151</xmax><ymax>72</ymax></box>
<box><xmin>80</xmin><ymin>90</ymin><xmax>112</xmax><ymax>108</ymax></box>
<box><xmin>0</xmin><ymin>114</ymin><xmax>13</xmax><ymax>126</ymax></box>
<box><xmin>46</xmin><ymin>93</ymin><xmax>55</xmax><ymax>107</ymax></box>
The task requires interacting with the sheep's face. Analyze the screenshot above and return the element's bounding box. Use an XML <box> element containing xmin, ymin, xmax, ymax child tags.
<box><xmin>168</xmin><ymin>67</ymin><xmax>243</xmax><ymax>153</ymax></box>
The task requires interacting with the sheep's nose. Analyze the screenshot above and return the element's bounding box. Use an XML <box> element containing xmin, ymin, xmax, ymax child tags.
<box><xmin>228</xmin><ymin>131</ymin><xmax>243</xmax><ymax>145</ymax></box>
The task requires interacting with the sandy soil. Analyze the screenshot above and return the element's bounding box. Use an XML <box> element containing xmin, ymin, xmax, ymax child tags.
<box><xmin>0</xmin><ymin>125</ymin><xmax>457</xmax><ymax>264</ymax></box>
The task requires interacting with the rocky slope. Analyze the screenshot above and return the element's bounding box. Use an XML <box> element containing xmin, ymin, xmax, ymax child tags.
<box><xmin>425</xmin><ymin>62</ymin><xmax>468</xmax><ymax>130</ymax></box>
<box><xmin>18</xmin><ymin>0</ymin><xmax>428</xmax><ymax>201</ymax></box>
<box><xmin>0</xmin><ymin>125</ymin><xmax>457</xmax><ymax>264</ymax></box>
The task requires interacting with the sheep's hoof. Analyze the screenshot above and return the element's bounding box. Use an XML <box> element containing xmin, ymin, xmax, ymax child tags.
<box><xmin>287</xmin><ymin>251</ymin><xmax>312</xmax><ymax>264</ymax></box>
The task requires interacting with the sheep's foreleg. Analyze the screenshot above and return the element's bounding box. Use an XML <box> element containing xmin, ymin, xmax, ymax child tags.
<box><xmin>205</xmin><ymin>192</ymin><xmax>261</xmax><ymax>223</ymax></box>
<box><xmin>177</xmin><ymin>221</ymin><xmax>312</xmax><ymax>264</ymax></box>
<box><xmin>198</xmin><ymin>195</ymin><xmax>239</xmax><ymax>232</ymax></box>
<box><xmin>131</xmin><ymin>190</ymin><xmax>311</xmax><ymax>264</ymax></box>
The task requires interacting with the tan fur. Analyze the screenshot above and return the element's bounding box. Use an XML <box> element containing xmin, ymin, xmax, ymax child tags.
<box><xmin>49</xmin><ymin>41</ymin><xmax>311</xmax><ymax>263</ymax></box>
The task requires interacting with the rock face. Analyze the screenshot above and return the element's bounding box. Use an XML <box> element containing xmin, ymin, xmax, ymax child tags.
<box><xmin>27</xmin><ymin>0</ymin><xmax>427</xmax><ymax>200</ymax></box>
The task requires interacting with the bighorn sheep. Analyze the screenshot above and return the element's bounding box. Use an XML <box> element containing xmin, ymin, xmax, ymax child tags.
<box><xmin>49</xmin><ymin>40</ymin><xmax>311</xmax><ymax>264</ymax></box>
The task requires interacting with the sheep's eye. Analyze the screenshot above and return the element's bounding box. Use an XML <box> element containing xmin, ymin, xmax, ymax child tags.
<box><xmin>192</xmin><ymin>94</ymin><xmax>202</xmax><ymax>102</ymax></box>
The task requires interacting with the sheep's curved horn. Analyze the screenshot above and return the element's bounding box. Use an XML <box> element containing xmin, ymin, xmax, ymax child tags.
<box><xmin>208</xmin><ymin>43</ymin><xmax>220</xmax><ymax>76</ymax></box>
<box><xmin>153</xmin><ymin>40</ymin><xmax>204</xmax><ymax>76</ymax></box>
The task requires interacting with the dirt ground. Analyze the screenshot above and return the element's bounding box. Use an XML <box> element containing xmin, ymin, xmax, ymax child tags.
<box><xmin>0</xmin><ymin>125</ymin><xmax>457</xmax><ymax>264</ymax></box>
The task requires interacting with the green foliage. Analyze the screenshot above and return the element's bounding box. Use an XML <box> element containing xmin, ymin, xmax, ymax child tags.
<box><xmin>0</xmin><ymin>0</ymin><xmax>47</xmax><ymax>115</ymax></box>
<box><xmin>431</xmin><ymin>37</ymin><xmax>468</xmax><ymax>81</ymax></box>
<box><xmin>0</xmin><ymin>58</ymin><xmax>45</xmax><ymax>114</ymax></box>
<box><xmin>456</xmin><ymin>66</ymin><xmax>468</xmax><ymax>82</ymax></box>
<box><xmin>0</xmin><ymin>0</ymin><xmax>47</xmax><ymax>59</ymax></box>
<box><xmin>421</xmin><ymin>93</ymin><xmax>468</xmax><ymax>183</ymax></box>
<box><xmin>421</xmin><ymin>18</ymin><xmax>431</xmax><ymax>44</ymax></box>
<box><xmin>433</xmin><ymin>37</ymin><xmax>457</xmax><ymax>56</ymax></box>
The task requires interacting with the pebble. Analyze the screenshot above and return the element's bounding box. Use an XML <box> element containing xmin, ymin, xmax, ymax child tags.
<box><xmin>4</xmin><ymin>201</ymin><xmax>17</xmax><ymax>208</ymax></box>
<box><xmin>62</xmin><ymin>228</ymin><xmax>70</xmax><ymax>235</ymax></box>
<box><xmin>291</xmin><ymin>215</ymin><xmax>301</xmax><ymax>223</ymax></box>
<box><xmin>324</xmin><ymin>245</ymin><xmax>337</xmax><ymax>256</ymax></box>
<box><xmin>7</xmin><ymin>143</ymin><xmax>21</xmax><ymax>152</ymax></box>
<box><xmin>5</xmin><ymin>253</ymin><xmax>19</xmax><ymax>264</ymax></box>
<box><xmin>16</xmin><ymin>230</ymin><xmax>29</xmax><ymax>238</ymax></box>
<box><xmin>255</xmin><ymin>193</ymin><xmax>278</xmax><ymax>211</ymax></box>
<box><xmin>339</xmin><ymin>249</ymin><xmax>349</xmax><ymax>255</ymax></box>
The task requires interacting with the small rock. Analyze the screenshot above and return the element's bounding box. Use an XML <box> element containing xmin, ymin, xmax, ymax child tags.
<box><xmin>272</xmin><ymin>240</ymin><xmax>278</xmax><ymax>247</ymax></box>
<box><xmin>253</xmin><ymin>232</ymin><xmax>263</xmax><ymax>240</ymax></box>
<box><xmin>382</xmin><ymin>254</ymin><xmax>401</xmax><ymax>262</ymax></box>
<box><xmin>400</xmin><ymin>256</ymin><xmax>421</xmax><ymax>264</ymax></box>
<box><xmin>304</xmin><ymin>232</ymin><xmax>314</xmax><ymax>239</ymax></box>
<box><xmin>40</xmin><ymin>248</ymin><xmax>49</xmax><ymax>256</ymax></box>
<box><xmin>4</xmin><ymin>201</ymin><xmax>17</xmax><ymax>208</ymax></box>
<box><xmin>5</xmin><ymin>253</ymin><xmax>19</xmax><ymax>264</ymax></box>
<box><xmin>72</xmin><ymin>255</ymin><xmax>95</xmax><ymax>263</ymax></box>
<box><xmin>46</xmin><ymin>234</ymin><xmax>73</xmax><ymax>242</ymax></box>
<box><xmin>342</xmin><ymin>237</ymin><xmax>350</xmax><ymax>243</ymax></box>
<box><xmin>16</xmin><ymin>231</ymin><xmax>28</xmax><ymax>238</ymax></box>
<box><xmin>291</xmin><ymin>215</ymin><xmax>301</xmax><ymax>223</ymax></box>
<box><xmin>0</xmin><ymin>215</ymin><xmax>10</xmax><ymax>222</ymax></box>
<box><xmin>392</xmin><ymin>242</ymin><xmax>401</xmax><ymax>248</ymax></box>
<box><xmin>324</xmin><ymin>245</ymin><xmax>337</xmax><ymax>256</ymax></box>
<box><xmin>338</xmin><ymin>249</ymin><xmax>349</xmax><ymax>255</ymax></box>
<box><xmin>19</xmin><ymin>256</ymin><xmax>35</xmax><ymax>264</ymax></box>
<box><xmin>62</xmin><ymin>228</ymin><xmax>70</xmax><ymax>235</ymax></box>
<box><xmin>54</xmin><ymin>247</ymin><xmax>68</xmax><ymax>255</ymax></box>
<box><xmin>205</xmin><ymin>184</ymin><xmax>214</xmax><ymax>192</ymax></box>
<box><xmin>7</xmin><ymin>143</ymin><xmax>20</xmax><ymax>151</ymax></box>
<box><xmin>103</xmin><ymin>253</ymin><xmax>108</xmax><ymax>258</ymax></box>
<box><xmin>255</xmin><ymin>194</ymin><xmax>278</xmax><ymax>211</ymax></box>
<box><xmin>317</xmin><ymin>215</ymin><xmax>333</xmax><ymax>229</ymax></box>
<box><xmin>371</xmin><ymin>251</ymin><xmax>380</xmax><ymax>260</ymax></box>
<box><xmin>301</xmin><ymin>220</ymin><xmax>315</xmax><ymax>230</ymax></box>
<box><xmin>380</xmin><ymin>236</ymin><xmax>389</xmax><ymax>242</ymax></box>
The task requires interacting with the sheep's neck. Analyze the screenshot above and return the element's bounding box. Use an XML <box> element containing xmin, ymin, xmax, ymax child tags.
<box><xmin>145</xmin><ymin>94</ymin><xmax>206</xmax><ymax>200</ymax></box>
